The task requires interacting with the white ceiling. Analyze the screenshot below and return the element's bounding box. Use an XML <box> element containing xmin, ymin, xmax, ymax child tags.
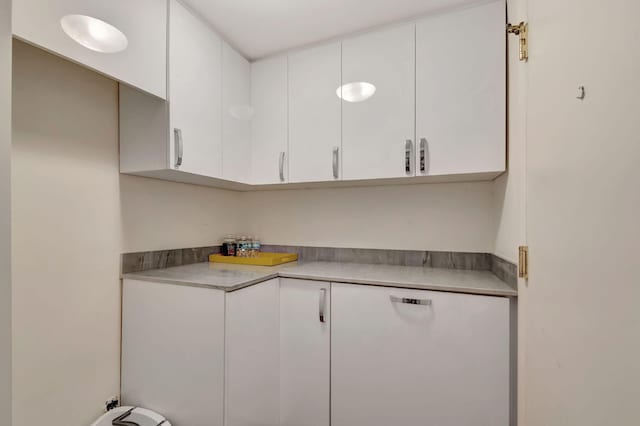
<box><xmin>182</xmin><ymin>0</ymin><xmax>486</xmax><ymax>60</ymax></box>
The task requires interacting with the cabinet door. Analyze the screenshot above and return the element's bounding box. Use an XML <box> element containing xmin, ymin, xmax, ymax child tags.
<box><xmin>280</xmin><ymin>279</ymin><xmax>330</xmax><ymax>426</ymax></box>
<box><xmin>289</xmin><ymin>43</ymin><xmax>342</xmax><ymax>182</ymax></box>
<box><xmin>331</xmin><ymin>283</ymin><xmax>510</xmax><ymax>426</ymax></box>
<box><xmin>251</xmin><ymin>56</ymin><xmax>288</xmax><ymax>184</ymax></box>
<box><xmin>226</xmin><ymin>279</ymin><xmax>280</xmax><ymax>426</ymax></box>
<box><xmin>13</xmin><ymin>0</ymin><xmax>167</xmax><ymax>99</ymax></box>
<box><xmin>222</xmin><ymin>42</ymin><xmax>252</xmax><ymax>183</ymax></box>
<box><xmin>169</xmin><ymin>0</ymin><xmax>222</xmax><ymax>178</ymax></box>
<box><xmin>341</xmin><ymin>24</ymin><xmax>415</xmax><ymax>180</ymax></box>
<box><xmin>122</xmin><ymin>279</ymin><xmax>224</xmax><ymax>426</ymax></box>
<box><xmin>416</xmin><ymin>1</ymin><xmax>506</xmax><ymax>176</ymax></box>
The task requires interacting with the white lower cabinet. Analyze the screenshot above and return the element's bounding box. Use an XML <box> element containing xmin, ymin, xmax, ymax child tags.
<box><xmin>122</xmin><ymin>278</ymin><xmax>510</xmax><ymax>426</ymax></box>
<box><xmin>225</xmin><ymin>278</ymin><xmax>280</xmax><ymax>426</ymax></box>
<box><xmin>280</xmin><ymin>279</ymin><xmax>330</xmax><ymax>426</ymax></box>
<box><xmin>331</xmin><ymin>283</ymin><xmax>510</xmax><ymax>426</ymax></box>
<box><xmin>121</xmin><ymin>279</ymin><xmax>225</xmax><ymax>426</ymax></box>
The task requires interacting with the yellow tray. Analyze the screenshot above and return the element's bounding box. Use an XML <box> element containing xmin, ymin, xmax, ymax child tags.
<box><xmin>209</xmin><ymin>252</ymin><xmax>298</xmax><ymax>266</ymax></box>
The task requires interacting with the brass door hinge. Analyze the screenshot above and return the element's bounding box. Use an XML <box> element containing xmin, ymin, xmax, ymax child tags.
<box><xmin>518</xmin><ymin>246</ymin><xmax>529</xmax><ymax>279</ymax></box>
<box><xmin>507</xmin><ymin>22</ymin><xmax>528</xmax><ymax>61</ymax></box>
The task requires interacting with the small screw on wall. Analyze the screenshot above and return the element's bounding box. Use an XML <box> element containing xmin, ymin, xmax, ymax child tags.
<box><xmin>576</xmin><ymin>86</ymin><xmax>586</xmax><ymax>100</ymax></box>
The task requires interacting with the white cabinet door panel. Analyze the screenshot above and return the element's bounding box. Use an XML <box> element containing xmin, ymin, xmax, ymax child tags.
<box><xmin>416</xmin><ymin>1</ymin><xmax>506</xmax><ymax>176</ymax></box>
<box><xmin>13</xmin><ymin>0</ymin><xmax>167</xmax><ymax>99</ymax></box>
<box><xmin>289</xmin><ymin>43</ymin><xmax>342</xmax><ymax>182</ymax></box>
<box><xmin>341</xmin><ymin>24</ymin><xmax>415</xmax><ymax>180</ymax></box>
<box><xmin>251</xmin><ymin>56</ymin><xmax>288</xmax><ymax>184</ymax></box>
<box><xmin>169</xmin><ymin>0</ymin><xmax>222</xmax><ymax>178</ymax></box>
<box><xmin>222</xmin><ymin>42</ymin><xmax>251</xmax><ymax>183</ymax></box>
<box><xmin>122</xmin><ymin>280</ymin><xmax>224</xmax><ymax>426</ymax></box>
<box><xmin>226</xmin><ymin>278</ymin><xmax>280</xmax><ymax>426</ymax></box>
<box><xmin>331</xmin><ymin>283</ymin><xmax>510</xmax><ymax>426</ymax></box>
<box><xmin>280</xmin><ymin>279</ymin><xmax>330</xmax><ymax>426</ymax></box>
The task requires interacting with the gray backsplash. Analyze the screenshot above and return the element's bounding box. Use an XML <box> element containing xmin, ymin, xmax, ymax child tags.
<box><xmin>121</xmin><ymin>244</ymin><xmax>517</xmax><ymax>288</ymax></box>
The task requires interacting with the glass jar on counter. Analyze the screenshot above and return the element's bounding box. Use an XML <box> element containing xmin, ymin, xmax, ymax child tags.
<box><xmin>221</xmin><ymin>235</ymin><xmax>236</xmax><ymax>257</ymax></box>
<box><xmin>237</xmin><ymin>236</ymin><xmax>248</xmax><ymax>257</ymax></box>
<box><xmin>252</xmin><ymin>237</ymin><xmax>261</xmax><ymax>257</ymax></box>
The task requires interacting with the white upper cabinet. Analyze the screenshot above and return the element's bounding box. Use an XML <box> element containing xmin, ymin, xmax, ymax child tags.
<box><xmin>222</xmin><ymin>42</ymin><xmax>252</xmax><ymax>183</ymax></box>
<box><xmin>13</xmin><ymin>0</ymin><xmax>167</xmax><ymax>99</ymax></box>
<box><xmin>251</xmin><ymin>56</ymin><xmax>289</xmax><ymax>184</ymax></box>
<box><xmin>120</xmin><ymin>0</ymin><xmax>225</xmax><ymax>181</ymax></box>
<box><xmin>117</xmin><ymin>1</ymin><xmax>505</xmax><ymax>189</ymax></box>
<box><xmin>288</xmin><ymin>43</ymin><xmax>342</xmax><ymax>183</ymax></box>
<box><xmin>341</xmin><ymin>24</ymin><xmax>416</xmax><ymax>181</ymax></box>
<box><xmin>169</xmin><ymin>0</ymin><xmax>222</xmax><ymax>178</ymax></box>
<box><xmin>416</xmin><ymin>1</ymin><xmax>506</xmax><ymax>176</ymax></box>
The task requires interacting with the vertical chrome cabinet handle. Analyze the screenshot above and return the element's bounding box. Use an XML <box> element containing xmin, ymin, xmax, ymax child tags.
<box><xmin>279</xmin><ymin>151</ymin><xmax>286</xmax><ymax>182</ymax></box>
<box><xmin>390</xmin><ymin>295</ymin><xmax>432</xmax><ymax>306</ymax></box>
<box><xmin>405</xmin><ymin>139</ymin><xmax>414</xmax><ymax>176</ymax></box>
<box><xmin>420</xmin><ymin>138</ymin><xmax>428</xmax><ymax>174</ymax></box>
<box><xmin>174</xmin><ymin>128</ymin><xmax>183</xmax><ymax>167</ymax></box>
<box><xmin>319</xmin><ymin>288</ymin><xmax>327</xmax><ymax>323</ymax></box>
<box><xmin>332</xmin><ymin>147</ymin><xmax>340</xmax><ymax>179</ymax></box>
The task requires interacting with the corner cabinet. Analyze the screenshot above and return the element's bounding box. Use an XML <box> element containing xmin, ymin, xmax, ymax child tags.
<box><xmin>280</xmin><ymin>279</ymin><xmax>331</xmax><ymax>426</ymax></box>
<box><xmin>222</xmin><ymin>42</ymin><xmax>252</xmax><ymax>183</ymax></box>
<box><xmin>225</xmin><ymin>279</ymin><xmax>280</xmax><ymax>426</ymax></box>
<box><xmin>12</xmin><ymin>0</ymin><xmax>167</xmax><ymax>98</ymax></box>
<box><xmin>250</xmin><ymin>56</ymin><xmax>289</xmax><ymax>184</ymax></box>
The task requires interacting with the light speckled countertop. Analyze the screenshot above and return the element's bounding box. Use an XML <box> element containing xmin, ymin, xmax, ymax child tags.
<box><xmin>124</xmin><ymin>261</ymin><xmax>517</xmax><ymax>297</ymax></box>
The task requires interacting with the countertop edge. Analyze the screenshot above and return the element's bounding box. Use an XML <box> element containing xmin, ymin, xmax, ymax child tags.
<box><xmin>277</xmin><ymin>272</ymin><xmax>518</xmax><ymax>297</ymax></box>
<box><xmin>124</xmin><ymin>269</ymin><xmax>517</xmax><ymax>298</ymax></box>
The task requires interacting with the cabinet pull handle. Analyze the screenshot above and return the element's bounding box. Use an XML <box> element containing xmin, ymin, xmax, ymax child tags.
<box><xmin>390</xmin><ymin>295</ymin><xmax>432</xmax><ymax>306</ymax></box>
<box><xmin>319</xmin><ymin>288</ymin><xmax>327</xmax><ymax>323</ymax></box>
<box><xmin>405</xmin><ymin>139</ymin><xmax>414</xmax><ymax>176</ymax></box>
<box><xmin>332</xmin><ymin>146</ymin><xmax>340</xmax><ymax>179</ymax></box>
<box><xmin>174</xmin><ymin>128</ymin><xmax>183</xmax><ymax>167</ymax></box>
<box><xmin>420</xmin><ymin>138</ymin><xmax>429</xmax><ymax>174</ymax></box>
<box><xmin>279</xmin><ymin>151</ymin><xmax>286</xmax><ymax>182</ymax></box>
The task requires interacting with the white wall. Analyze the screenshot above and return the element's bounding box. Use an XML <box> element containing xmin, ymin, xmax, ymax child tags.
<box><xmin>11</xmin><ymin>41</ymin><xmax>241</xmax><ymax>426</ymax></box>
<box><xmin>242</xmin><ymin>182</ymin><xmax>496</xmax><ymax>253</ymax></box>
<box><xmin>120</xmin><ymin>174</ymin><xmax>241</xmax><ymax>253</ymax></box>
<box><xmin>0</xmin><ymin>0</ymin><xmax>12</xmax><ymax>424</ymax></box>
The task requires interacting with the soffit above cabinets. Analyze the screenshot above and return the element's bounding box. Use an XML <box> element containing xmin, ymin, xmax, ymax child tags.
<box><xmin>181</xmin><ymin>0</ymin><xmax>485</xmax><ymax>60</ymax></box>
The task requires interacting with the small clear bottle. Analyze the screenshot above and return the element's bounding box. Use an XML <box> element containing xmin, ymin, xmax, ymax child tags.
<box><xmin>247</xmin><ymin>236</ymin><xmax>256</xmax><ymax>258</ymax></box>
<box><xmin>237</xmin><ymin>236</ymin><xmax>248</xmax><ymax>257</ymax></box>
<box><xmin>252</xmin><ymin>237</ymin><xmax>261</xmax><ymax>257</ymax></box>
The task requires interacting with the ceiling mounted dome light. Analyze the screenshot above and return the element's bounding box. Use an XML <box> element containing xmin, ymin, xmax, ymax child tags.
<box><xmin>60</xmin><ymin>15</ymin><xmax>128</xmax><ymax>53</ymax></box>
<box><xmin>336</xmin><ymin>82</ymin><xmax>376</xmax><ymax>103</ymax></box>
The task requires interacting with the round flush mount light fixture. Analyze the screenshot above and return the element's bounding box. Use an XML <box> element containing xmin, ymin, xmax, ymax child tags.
<box><xmin>336</xmin><ymin>82</ymin><xmax>376</xmax><ymax>103</ymax></box>
<box><xmin>60</xmin><ymin>15</ymin><xmax>128</xmax><ymax>53</ymax></box>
